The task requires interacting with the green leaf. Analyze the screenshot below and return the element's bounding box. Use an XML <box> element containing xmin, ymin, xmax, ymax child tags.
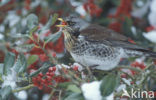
<box><xmin>0</xmin><ymin>86</ymin><xmax>12</xmax><ymax>100</ymax></box>
<box><xmin>3</xmin><ymin>52</ymin><xmax>15</xmax><ymax>75</ymax></box>
<box><xmin>100</xmin><ymin>73</ymin><xmax>120</xmax><ymax>96</ymax></box>
<box><xmin>27</xmin><ymin>55</ymin><xmax>38</xmax><ymax>67</ymax></box>
<box><xmin>64</xmin><ymin>93</ymin><xmax>84</xmax><ymax>100</ymax></box>
<box><xmin>29</xmin><ymin>63</ymin><xmax>49</xmax><ymax>77</ymax></box>
<box><xmin>58</xmin><ymin>82</ymin><xmax>73</xmax><ymax>88</ymax></box>
<box><xmin>26</xmin><ymin>14</ymin><xmax>39</xmax><ymax>30</ymax></box>
<box><xmin>67</xmin><ymin>84</ymin><xmax>81</xmax><ymax>93</ymax></box>
<box><xmin>44</xmin><ymin>31</ymin><xmax>62</xmax><ymax>43</ymax></box>
<box><xmin>13</xmin><ymin>53</ymin><xmax>27</xmax><ymax>73</ymax></box>
<box><xmin>10</xmin><ymin>33</ymin><xmax>29</xmax><ymax>38</ymax></box>
<box><xmin>15</xmin><ymin>44</ymin><xmax>35</xmax><ymax>53</ymax></box>
<box><xmin>0</xmin><ymin>64</ymin><xmax>4</xmax><ymax>75</ymax></box>
<box><xmin>51</xmin><ymin>13</ymin><xmax>59</xmax><ymax>26</ymax></box>
<box><xmin>122</xmin><ymin>17</ymin><xmax>133</xmax><ymax>38</ymax></box>
<box><xmin>39</xmin><ymin>13</ymin><xmax>58</xmax><ymax>34</ymax></box>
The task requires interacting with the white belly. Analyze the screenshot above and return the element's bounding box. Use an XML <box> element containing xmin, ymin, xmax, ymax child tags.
<box><xmin>70</xmin><ymin>48</ymin><xmax>124</xmax><ymax>70</ymax></box>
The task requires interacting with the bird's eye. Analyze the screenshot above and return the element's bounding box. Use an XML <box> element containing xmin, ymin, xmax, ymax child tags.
<box><xmin>67</xmin><ymin>21</ymin><xmax>76</xmax><ymax>26</ymax></box>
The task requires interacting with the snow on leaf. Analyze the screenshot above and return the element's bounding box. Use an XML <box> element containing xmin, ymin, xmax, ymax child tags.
<box><xmin>4</xmin><ymin>52</ymin><xmax>15</xmax><ymax>75</ymax></box>
<box><xmin>13</xmin><ymin>53</ymin><xmax>27</xmax><ymax>73</ymax></box>
<box><xmin>0</xmin><ymin>86</ymin><xmax>12</xmax><ymax>100</ymax></box>
<box><xmin>26</xmin><ymin>14</ymin><xmax>39</xmax><ymax>30</ymax></box>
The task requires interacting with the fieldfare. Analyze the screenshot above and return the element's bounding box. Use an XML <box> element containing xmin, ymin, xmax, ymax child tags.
<box><xmin>56</xmin><ymin>16</ymin><xmax>156</xmax><ymax>70</ymax></box>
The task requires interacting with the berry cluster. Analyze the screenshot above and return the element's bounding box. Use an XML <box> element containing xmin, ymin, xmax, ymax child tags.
<box><xmin>32</xmin><ymin>67</ymin><xmax>56</xmax><ymax>90</ymax></box>
<box><xmin>108</xmin><ymin>0</ymin><xmax>133</xmax><ymax>32</ymax></box>
<box><xmin>83</xmin><ymin>0</ymin><xmax>102</xmax><ymax>17</ymax></box>
<box><xmin>32</xmin><ymin>66</ymin><xmax>70</xmax><ymax>90</ymax></box>
<box><xmin>115</xmin><ymin>0</ymin><xmax>132</xmax><ymax>18</ymax></box>
<box><xmin>130</xmin><ymin>61</ymin><xmax>146</xmax><ymax>75</ymax></box>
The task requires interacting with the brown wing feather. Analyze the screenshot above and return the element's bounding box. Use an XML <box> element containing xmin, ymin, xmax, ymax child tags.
<box><xmin>80</xmin><ymin>24</ymin><xmax>128</xmax><ymax>41</ymax></box>
<box><xmin>80</xmin><ymin>24</ymin><xmax>146</xmax><ymax>50</ymax></box>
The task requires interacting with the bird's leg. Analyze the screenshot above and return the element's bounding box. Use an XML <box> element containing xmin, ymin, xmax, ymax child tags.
<box><xmin>77</xmin><ymin>62</ymin><xmax>98</xmax><ymax>81</ymax></box>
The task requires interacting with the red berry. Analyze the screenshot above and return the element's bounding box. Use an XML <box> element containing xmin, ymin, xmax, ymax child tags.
<box><xmin>38</xmin><ymin>85</ymin><xmax>43</xmax><ymax>90</ymax></box>
<box><xmin>50</xmin><ymin>72</ymin><xmax>55</xmax><ymax>77</ymax></box>
<box><xmin>47</xmin><ymin>76</ymin><xmax>52</xmax><ymax>81</ymax></box>
<box><xmin>48</xmin><ymin>67</ymin><xmax>53</xmax><ymax>72</ymax></box>
<box><xmin>38</xmin><ymin>73</ymin><xmax>43</xmax><ymax>77</ymax></box>
<box><xmin>52</xmin><ymin>52</ymin><xmax>56</xmax><ymax>57</ymax></box>
<box><xmin>73</xmin><ymin>66</ymin><xmax>78</xmax><ymax>71</ymax></box>
<box><xmin>120</xmin><ymin>74</ymin><xmax>127</xmax><ymax>78</ymax></box>
<box><xmin>52</xmin><ymin>67</ymin><xmax>56</xmax><ymax>72</ymax></box>
<box><xmin>46</xmin><ymin>72</ymin><xmax>50</xmax><ymax>76</ymax></box>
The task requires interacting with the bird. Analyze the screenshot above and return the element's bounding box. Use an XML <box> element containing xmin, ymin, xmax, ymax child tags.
<box><xmin>56</xmin><ymin>16</ymin><xmax>156</xmax><ymax>70</ymax></box>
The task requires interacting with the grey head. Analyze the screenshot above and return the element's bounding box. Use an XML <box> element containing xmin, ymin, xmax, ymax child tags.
<box><xmin>63</xmin><ymin>16</ymin><xmax>89</xmax><ymax>38</ymax></box>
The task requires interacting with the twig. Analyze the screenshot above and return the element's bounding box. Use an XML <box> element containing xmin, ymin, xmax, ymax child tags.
<box><xmin>117</xmin><ymin>66</ymin><xmax>142</xmax><ymax>72</ymax></box>
<box><xmin>12</xmin><ymin>84</ymin><xmax>34</xmax><ymax>93</ymax></box>
<box><xmin>48</xmin><ymin>83</ymin><xmax>58</xmax><ymax>100</ymax></box>
<box><xmin>59</xmin><ymin>90</ymin><xmax>62</xmax><ymax>100</ymax></box>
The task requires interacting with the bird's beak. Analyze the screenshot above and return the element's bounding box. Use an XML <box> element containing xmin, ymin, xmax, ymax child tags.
<box><xmin>56</xmin><ymin>18</ymin><xmax>66</xmax><ymax>27</ymax></box>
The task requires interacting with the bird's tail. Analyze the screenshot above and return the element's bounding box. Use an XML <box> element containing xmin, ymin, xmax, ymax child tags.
<box><xmin>125</xmin><ymin>48</ymin><xmax>156</xmax><ymax>58</ymax></box>
<box><xmin>144</xmin><ymin>51</ymin><xmax>156</xmax><ymax>58</ymax></box>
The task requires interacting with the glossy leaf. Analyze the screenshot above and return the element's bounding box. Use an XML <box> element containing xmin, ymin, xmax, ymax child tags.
<box><xmin>27</xmin><ymin>55</ymin><xmax>38</xmax><ymax>67</ymax></box>
<box><xmin>26</xmin><ymin>14</ymin><xmax>39</xmax><ymax>30</ymax></box>
<box><xmin>0</xmin><ymin>86</ymin><xmax>12</xmax><ymax>100</ymax></box>
<box><xmin>0</xmin><ymin>64</ymin><xmax>3</xmax><ymax>75</ymax></box>
<box><xmin>44</xmin><ymin>31</ymin><xmax>62</xmax><ymax>43</ymax></box>
<box><xmin>64</xmin><ymin>93</ymin><xmax>84</xmax><ymax>100</ymax></box>
<box><xmin>13</xmin><ymin>53</ymin><xmax>27</xmax><ymax>73</ymax></box>
<box><xmin>29</xmin><ymin>63</ymin><xmax>49</xmax><ymax>77</ymax></box>
<box><xmin>39</xmin><ymin>13</ymin><xmax>58</xmax><ymax>34</ymax></box>
<box><xmin>3</xmin><ymin>52</ymin><xmax>15</xmax><ymax>75</ymax></box>
<box><xmin>15</xmin><ymin>44</ymin><xmax>35</xmax><ymax>53</ymax></box>
<box><xmin>100</xmin><ymin>73</ymin><xmax>120</xmax><ymax>96</ymax></box>
<box><xmin>67</xmin><ymin>84</ymin><xmax>81</xmax><ymax>93</ymax></box>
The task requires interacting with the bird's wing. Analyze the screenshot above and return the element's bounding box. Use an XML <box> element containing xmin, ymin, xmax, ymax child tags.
<box><xmin>80</xmin><ymin>24</ymin><xmax>145</xmax><ymax>50</ymax></box>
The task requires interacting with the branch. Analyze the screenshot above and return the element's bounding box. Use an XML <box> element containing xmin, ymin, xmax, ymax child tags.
<box><xmin>12</xmin><ymin>84</ymin><xmax>34</xmax><ymax>93</ymax></box>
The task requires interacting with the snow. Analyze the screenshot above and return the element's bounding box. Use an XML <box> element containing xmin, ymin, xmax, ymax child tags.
<box><xmin>76</xmin><ymin>5</ymin><xmax>87</xmax><ymax>16</ymax></box>
<box><xmin>0</xmin><ymin>33</ymin><xmax>4</xmax><ymax>40</ymax></box>
<box><xmin>105</xmin><ymin>93</ymin><xmax>114</xmax><ymax>100</ymax></box>
<box><xmin>42</xmin><ymin>94</ymin><xmax>49</xmax><ymax>100</ymax></box>
<box><xmin>16</xmin><ymin>91</ymin><xmax>27</xmax><ymax>100</ymax></box>
<box><xmin>69</xmin><ymin>0</ymin><xmax>82</xmax><ymax>6</ymax></box>
<box><xmin>136</xmin><ymin>0</ymin><xmax>144</xmax><ymax>7</ymax></box>
<box><xmin>121</xmin><ymin>78</ymin><xmax>131</xmax><ymax>86</ymax></box>
<box><xmin>131</xmin><ymin>26</ymin><xmax>137</xmax><ymax>35</ymax></box>
<box><xmin>150</xmin><ymin>0</ymin><xmax>156</xmax><ymax>12</ymax></box>
<box><xmin>143</xmin><ymin>30</ymin><xmax>156</xmax><ymax>43</ymax></box>
<box><xmin>116</xmin><ymin>84</ymin><xmax>126</xmax><ymax>92</ymax></box>
<box><xmin>30</xmin><ymin>0</ymin><xmax>41</xmax><ymax>8</ymax></box>
<box><xmin>2</xmin><ymin>68</ymin><xmax>17</xmax><ymax>89</ymax></box>
<box><xmin>5</xmin><ymin>11</ymin><xmax>20</xmax><ymax>27</ymax></box>
<box><xmin>148</xmin><ymin>0</ymin><xmax>156</xmax><ymax>26</ymax></box>
<box><xmin>81</xmin><ymin>81</ymin><xmax>114</xmax><ymax>100</ymax></box>
<box><xmin>132</xmin><ymin>0</ymin><xmax>151</xmax><ymax>18</ymax></box>
<box><xmin>0</xmin><ymin>25</ymin><xmax>5</xmax><ymax>32</ymax></box>
<box><xmin>81</xmin><ymin>81</ymin><xmax>102</xmax><ymax>100</ymax></box>
<box><xmin>72</xmin><ymin>63</ymin><xmax>83</xmax><ymax>71</ymax></box>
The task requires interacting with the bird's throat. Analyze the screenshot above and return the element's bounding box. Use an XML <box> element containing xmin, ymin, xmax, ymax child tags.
<box><xmin>63</xmin><ymin>30</ymin><xmax>77</xmax><ymax>52</ymax></box>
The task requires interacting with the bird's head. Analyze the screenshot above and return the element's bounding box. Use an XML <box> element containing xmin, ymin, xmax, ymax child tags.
<box><xmin>56</xmin><ymin>16</ymin><xmax>81</xmax><ymax>38</ymax></box>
